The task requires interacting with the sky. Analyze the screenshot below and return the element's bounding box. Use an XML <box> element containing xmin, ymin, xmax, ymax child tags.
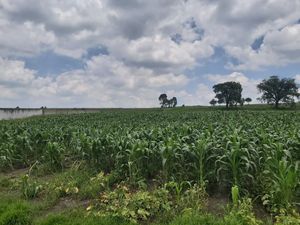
<box><xmin>0</xmin><ymin>0</ymin><xmax>300</xmax><ymax>108</ymax></box>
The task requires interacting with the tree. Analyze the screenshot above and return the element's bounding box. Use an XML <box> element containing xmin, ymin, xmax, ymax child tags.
<box><xmin>209</xmin><ymin>99</ymin><xmax>217</xmax><ymax>106</ymax></box>
<box><xmin>159</xmin><ymin>94</ymin><xmax>177</xmax><ymax>108</ymax></box>
<box><xmin>171</xmin><ymin>97</ymin><xmax>177</xmax><ymax>107</ymax></box>
<box><xmin>213</xmin><ymin>81</ymin><xmax>243</xmax><ymax>108</ymax></box>
<box><xmin>257</xmin><ymin>76</ymin><xmax>299</xmax><ymax>108</ymax></box>
<box><xmin>245</xmin><ymin>97</ymin><xmax>252</xmax><ymax>105</ymax></box>
<box><xmin>159</xmin><ymin>93</ymin><xmax>168</xmax><ymax>108</ymax></box>
<box><xmin>239</xmin><ymin>98</ymin><xmax>245</xmax><ymax>106</ymax></box>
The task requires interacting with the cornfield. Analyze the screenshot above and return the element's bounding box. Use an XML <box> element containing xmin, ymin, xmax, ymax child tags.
<box><xmin>0</xmin><ymin>110</ymin><xmax>299</xmax><ymax>213</ymax></box>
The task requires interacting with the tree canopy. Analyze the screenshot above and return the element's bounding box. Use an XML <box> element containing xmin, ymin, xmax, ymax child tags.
<box><xmin>213</xmin><ymin>81</ymin><xmax>243</xmax><ymax>108</ymax></box>
<box><xmin>257</xmin><ymin>76</ymin><xmax>299</xmax><ymax>108</ymax></box>
<box><xmin>158</xmin><ymin>94</ymin><xmax>168</xmax><ymax>106</ymax></box>
<box><xmin>245</xmin><ymin>97</ymin><xmax>252</xmax><ymax>104</ymax></box>
<box><xmin>209</xmin><ymin>99</ymin><xmax>217</xmax><ymax>106</ymax></box>
<box><xmin>158</xmin><ymin>94</ymin><xmax>177</xmax><ymax>108</ymax></box>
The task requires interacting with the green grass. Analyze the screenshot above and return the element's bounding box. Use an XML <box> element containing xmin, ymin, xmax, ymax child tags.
<box><xmin>36</xmin><ymin>213</ymin><xmax>134</xmax><ymax>225</ymax></box>
<box><xmin>0</xmin><ymin>197</ymin><xmax>32</xmax><ymax>225</ymax></box>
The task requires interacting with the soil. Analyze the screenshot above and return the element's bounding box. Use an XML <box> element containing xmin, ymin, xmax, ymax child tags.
<box><xmin>205</xmin><ymin>194</ymin><xmax>230</xmax><ymax>217</ymax></box>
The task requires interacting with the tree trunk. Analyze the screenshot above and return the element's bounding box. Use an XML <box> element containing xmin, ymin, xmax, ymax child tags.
<box><xmin>275</xmin><ymin>101</ymin><xmax>279</xmax><ymax>108</ymax></box>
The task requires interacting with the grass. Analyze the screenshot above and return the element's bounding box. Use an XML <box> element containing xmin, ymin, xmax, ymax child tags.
<box><xmin>36</xmin><ymin>212</ymin><xmax>134</xmax><ymax>225</ymax></box>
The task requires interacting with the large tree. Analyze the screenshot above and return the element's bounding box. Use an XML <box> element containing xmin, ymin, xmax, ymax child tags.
<box><xmin>171</xmin><ymin>97</ymin><xmax>177</xmax><ymax>107</ymax></box>
<box><xmin>158</xmin><ymin>94</ymin><xmax>177</xmax><ymax>108</ymax></box>
<box><xmin>257</xmin><ymin>76</ymin><xmax>299</xmax><ymax>108</ymax></box>
<box><xmin>213</xmin><ymin>81</ymin><xmax>243</xmax><ymax>108</ymax></box>
<box><xmin>158</xmin><ymin>93</ymin><xmax>168</xmax><ymax>108</ymax></box>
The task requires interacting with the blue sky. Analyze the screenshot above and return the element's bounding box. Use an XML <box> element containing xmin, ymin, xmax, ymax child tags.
<box><xmin>0</xmin><ymin>0</ymin><xmax>299</xmax><ymax>107</ymax></box>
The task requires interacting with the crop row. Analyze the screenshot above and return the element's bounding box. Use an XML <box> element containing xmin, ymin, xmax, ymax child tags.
<box><xmin>0</xmin><ymin>110</ymin><xmax>299</xmax><ymax>213</ymax></box>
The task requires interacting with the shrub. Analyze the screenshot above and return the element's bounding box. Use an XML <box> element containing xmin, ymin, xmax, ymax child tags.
<box><xmin>90</xmin><ymin>185</ymin><xmax>172</xmax><ymax>223</ymax></box>
<box><xmin>275</xmin><ymin>209</ymin><xmax>300</xmax><ymax>225</ymax></box>
<box><xmin>224</xmin><ymin>198</ymin><xmax>262</xmax><ymax>225</ymax></box>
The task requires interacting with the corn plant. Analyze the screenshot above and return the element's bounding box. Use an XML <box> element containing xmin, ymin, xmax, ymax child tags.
<box><xmin>0</xmin><ymin>109</ymin><xmax>299</xmax><ymax>215</ymax></box>
<box><xmin>262</xmin><ymin>143</ymin><xmax>299</xmax><ymax>213</ymax></box>
<box><xmin>216</xmin><ymin>128</ymin><xmax>257</xmax><ymax>190</ymax></box>
<box><xmin>42</xmin><ymin>142</ymin><xmax>64</xmax><ymax>171</ymax></box>
<box><xmin>191</xmin><ymin>131</ymin><xmax>215</xmax><ymax>188</ymax></box>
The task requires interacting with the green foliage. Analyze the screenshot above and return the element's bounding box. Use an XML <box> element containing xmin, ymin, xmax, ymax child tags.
<box><xmin>79</xmin><ymin>171</ymin><xmax>111</xmax><ymax>199</ymax></box>
<box><xmin>261</xmin><ymin>144</ymin><xmax>299</xmax><ymax>213</ymax></box>
<box><xmin>0</xmin><ymin>176</ymin><xmax>11</xmax><ymax>188</ymax></box>
<box><xmin>257</xmin><ymin>76</ymin><xmax>299</xmax><ymax>108</ymax></box>
<box><xmin>0</xmin><ymin>202</ymin><xmax>32</xmax><ymax>225</ymax></box>
<box><xmin>216</xmin><ymin>128</ymin><xmax>258</xmax><ymax>189</ymax></box>
<box><xmin>224</xmin><ymin>198</ymin><xmax>263</xmax><ymax>225</ymax></box>
<box><xmin>43</xmin><ymin>142</ymin><xmax>65</xmax><ymax>171</ymax></box>
<box><xmin>178</xmin><ymin>184</ymin><xmax>207</xmax><ymax>212</ymax></box>
<box><xmin>213</xmin><ymin>81</ymin><xmax>243</xmax><ymax>108</ymax></box>
<box><xmin>168</xmin><ymin>206</ymin><xmax>263</xmax><ymax>225</ymax></box>
<box><xmin>168</xmin><ymin>212</ymin><xmax>221</xmax><ymax>225</ymax></box>
<box><xmin>37</xmin><ymin>212</ymin><xmax>134</xmax><ymax>225</ymax></box>
<box><xmin>231</xmin><ymin>185</ymin><xmax>239</xmax><ymax>207</ymax></box>
<box><xmin>21</xmin><ymin>174</ymin><xmax>42</xmax><ymax>199</ymax></box>
<box><xmin>0</xmin><ymin>109</ymin><xmax>299</xmax><ymax>218</ymax></box>
<box><xmin>275</xmin><ymin>210</ymin><xmax>300</xmax><ymax>225</ymax></box>
<box><xmin>209</xmin><ymin>99</ymin><xmax>217</xmax><ymax>106</ymax></box>
<box><xmin>54</xmin><ymin>182</ymin><xmax>79</xmax><ymax>198</ymax></box>
<box><xmin>245</xmin><ymin>97</ymin><xmax>252</xmax><ymax>104</ymax></box>
<box><xmin>91</xmin><ymin>185</ymin><xmax>172</xmax><ymax>223</ymax></box>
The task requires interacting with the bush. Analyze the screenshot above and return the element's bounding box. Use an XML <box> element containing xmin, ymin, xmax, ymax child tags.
<box><xmin>224</xmin><ymin>198</ymin><xmax>262</xmax><ymax>225</ymax></box>
<box><xmin>275</xmin><ymin>210</ymin><xmax>300</xmax><ymax>225</ymax></box>
<box><xmin>90</xmin><ymin>185</ymin><xmax>172</xmax><ymax>223</ymax></box>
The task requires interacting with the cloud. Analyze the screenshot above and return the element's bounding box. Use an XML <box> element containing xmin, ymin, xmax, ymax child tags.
<box><xmin>175</xmin><ymin>83</ymin><xmax>215</xmax><ymax>106</ymax></box>
<box><xmin>0</xmin><ymin>0</ymin><xmax>299</xmax><ymax>107</ymax></box>
<box><xmin>0</xmin><ymin>58</ymin><xmax>35</xmax><ymax>85</ymax></box>
<box><xmin>0</xmin><ymin>56</ymin><xmax>190</xmax><ymax>107</ymax></box>
<box><xmin>107</xmin><ymin>35</ymin><xmax>213</xmax><ymax>73</ymax></box>
<box><xmin>1</xmin><ymin>0</ymin><xmax>299</xmax><ymax>67</ymax></box>
<box><xmin>226</xmin><ymin>24</ymin><xmax>300</xmax><ymax>70</ymax></box>
<box><xmin>0</xmin><ymin>21</ymin><xmax>56</xmax><ymax>57</ymax></box>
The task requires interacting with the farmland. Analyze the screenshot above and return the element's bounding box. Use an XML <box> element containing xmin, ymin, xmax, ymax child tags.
<box><xmin>0</xmin><ymin>108</ymin><xmax>299</xmax><ymax>225</ymax></box>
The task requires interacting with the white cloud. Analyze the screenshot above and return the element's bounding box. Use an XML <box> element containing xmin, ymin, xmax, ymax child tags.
<box><xmin>1</xmin><ymin>0</ymin><xmax>299</xmax><ymax>68</ymax></box>
<box><xmin>0</xmin><ymin>21</ymin><xmax>56</xmax><ymax>57</ymax></box>
<box><xmin>0</xmin><ymin>58</ymin><xmax>35</xmax><ymax>85</ymax></box>
<box><xmin>227</xmin><ymin>24</ymin><xmax>300</xmax><ymax>70</ymax></box>
<box><xmin>176</xmin><ymin>83</ymin><xmax>215</xmax><ymax>106</ymax></box>
<box><xmin>107</xmin><ymin>35</ymin><xmax>213</xmax><ymax>73</ymax></box>
<box><xmin>0</xmin><ymin>56</ymin><xmax>190</xmax><ymax>107</ymax></box>
<box><xmin>0</xmin><ymin>0</ymin><xmax>299</xmax><ymax>107</ymax></box>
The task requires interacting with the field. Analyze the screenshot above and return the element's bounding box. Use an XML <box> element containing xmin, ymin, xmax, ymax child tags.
<box><xmin>0</xmin><ymin>107</ymin><xmax>299</xmax><ymax>225</ymax></box>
